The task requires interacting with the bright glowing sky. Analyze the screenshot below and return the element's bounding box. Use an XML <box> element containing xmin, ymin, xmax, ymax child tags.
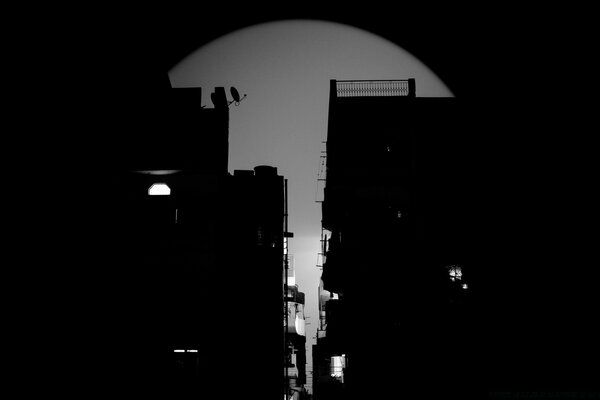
<box><xmin>168</xmin><ymin>19</ymin><xmax>453</xmax><ymax>379</ymax></box>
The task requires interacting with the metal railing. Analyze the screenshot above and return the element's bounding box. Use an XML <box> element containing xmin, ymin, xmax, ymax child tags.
<box><xmin>335</xmin><ymin>79</ymin><xmax>415</xmax><ymax>97</ymax></box>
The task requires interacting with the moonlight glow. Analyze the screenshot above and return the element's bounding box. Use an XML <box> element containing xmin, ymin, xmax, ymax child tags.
<box><xmin>168</xmin><ymin>19</ymin><xmax>453</xmax><ymax>379</ymax></box>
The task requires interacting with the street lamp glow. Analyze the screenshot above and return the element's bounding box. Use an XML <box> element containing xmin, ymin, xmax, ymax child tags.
<box><xmin>148</xmin><ymin>183</ymin><xmax>171</xmax><ymax>196</ymax></box>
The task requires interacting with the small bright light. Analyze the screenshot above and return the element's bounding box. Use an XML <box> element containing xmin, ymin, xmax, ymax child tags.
<box><xmin>148</xmin><ymin>183</ymin><xmax>171</xmax><ymax>196</ymax></box>
<box><xmin>448</xmin><ymin>265</ymin><xmax>462</xmax><ymax>281</ymax></box>
<box><xmin>174</xmin><ymin>349</ymin><xmax>185</xmax><ymax>353</ymax></box>
<box><xmin>187</xmin><ymin>349</ymin><xmax>198</xmax><ymax>353</ymax></box>
<box><xmin>462</xmin><ymin>283</ymin><xmax>468</xmax><ymax>290</ymax></box>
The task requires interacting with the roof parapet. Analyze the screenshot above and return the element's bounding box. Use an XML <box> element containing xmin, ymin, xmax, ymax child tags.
<box><xmin>334</xmin><ymin>79</ymin><xmax>415</xmax><ymax>98</ymax></box>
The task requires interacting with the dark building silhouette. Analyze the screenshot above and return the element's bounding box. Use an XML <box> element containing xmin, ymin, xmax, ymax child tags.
<box><xmin>110</xmin><ymin>85</ymin><xmax>286</xmax><ymax>400</ymax></box>
<box><xmin>42</xmin><ymin>13</ymin><xmax>599</xmax><ymax>398</ymax></box>
<box><xmin>284</xmin><ymin>263</ymin><xmax>309</xmax><ymax>400</ymax></box>
<box><xmin>314</xmin><ymin>79</ymin><xmax>476</xmax><ymax>399</ymax></box>
<box><xmin>120</xmin><ymin>86</ymin><xmax>229</xmax><ymax>174</ymax></box>
<box><xmin>312</xmin><ymin>279</ymin><xmax>346</xmax><ymax>400</ymax></box>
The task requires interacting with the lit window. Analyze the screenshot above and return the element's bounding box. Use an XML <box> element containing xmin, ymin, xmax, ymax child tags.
<box><xmin>148</xmin><ymin>183</ymin><xmax>171</xmax><ymax>196</ymax></box>
<box><xmin>331</xmin><ymin>356</ymin><xmax>344</xmax><ymax>377</ymax></box>
<box><xmin>448</xmin><ymin>265</ymin><xmax>462</xmax><ymax>282</ymax></box>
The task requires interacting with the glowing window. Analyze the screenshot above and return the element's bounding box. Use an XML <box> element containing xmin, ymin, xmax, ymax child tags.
<box><xmin>330</xmin><ymin>356</ymin><xmax>344</xmax><ymax>377</ymax></box>
<box><xmin>448</xmin><ymin>265</ymin><xmax>462</xmax><ymax>282</ymax></box>
<box><xmin>148</xmin><ymin>183</ymin><xmax>171</xmax><ymax>196</ymax></box>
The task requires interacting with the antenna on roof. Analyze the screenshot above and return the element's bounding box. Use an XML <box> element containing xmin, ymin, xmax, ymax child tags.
<box><xmin>228</xmin><ymin>86</ymin><xmax>247</xmax><ymax>106</ymax></box>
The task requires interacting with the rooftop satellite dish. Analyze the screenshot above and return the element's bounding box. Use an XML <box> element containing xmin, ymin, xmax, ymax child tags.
<box><xmin>228</xmin><ymin>86</ymin><xmax>247</xmax><ymax>106</ymax></box>
<box><xmin>231</xmin><ymin>87</ymin><xmax>240</xmax><ymax>103</ymax></box>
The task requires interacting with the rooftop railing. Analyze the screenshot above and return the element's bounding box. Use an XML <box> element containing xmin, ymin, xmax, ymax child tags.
<box><xmin>335</xmin><ymin>79</ymin><xmax>415</xmax><ymax>97</ymax></box>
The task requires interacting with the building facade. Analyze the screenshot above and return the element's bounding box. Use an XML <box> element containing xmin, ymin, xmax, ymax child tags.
<box><xmin>315</xmin><ymin>79</ymin><xmax>475</xmax><ymax>399</ymax></box>
<box><xmin>284</xmin><ymin>261</ymin><xmax>309</xmax><ymax>400</ymax></box>
<box><xmin>112</xmin><ymin>85</ymin><xmax>287</xmax><ymax>400</ymax></box>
